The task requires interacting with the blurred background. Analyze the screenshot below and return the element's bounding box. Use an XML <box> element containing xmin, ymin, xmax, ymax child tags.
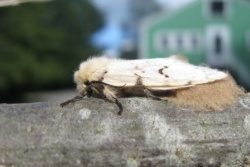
<box><xmin>0</xmin><ymin>0</ymin><xmax>249</xmax><ymax>103</ymax></box>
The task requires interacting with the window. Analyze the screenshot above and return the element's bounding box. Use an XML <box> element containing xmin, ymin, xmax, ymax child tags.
<box><xmin>211</xmin><ymin>1</ymin><xmax>224</xmax><ymax>15</ymax></box>
<box><xmin>177</xmin><ymin>35</ymin><xmax>183</xmax><ymax>50</ymax></box>
<box><xmin>215</xmin><ymin>35</ymin><xmax>222</xmax><ymax>55</ymax></box>
<box><xmin>204</xmin><ymin>0</ymin><xmax>229</xmax><ymax>18</ymax></box>
<box><xmin>191</xmin><ymin>34</ymin><xmax>199</xmax><ymax>50</ymax></box>
<box><xmin>155</xmin><ymin>32</ymin><xmax>176</xmax><ymax>51</ymax></box>
<box><xmin>155</xmin><ymin>31</ymin><xmax>201</xmax><ymax>52</ymax></box>
<box><xmin>161</xmin><ymin>34</ymin><xmax>168</xmax><ymax>49</ymax></box>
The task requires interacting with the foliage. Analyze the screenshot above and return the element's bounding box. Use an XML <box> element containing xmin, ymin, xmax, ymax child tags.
<box><xmin>0</xmin><ymin>0</ymin><xmax>102</xmax><ymax>101</ymax></box>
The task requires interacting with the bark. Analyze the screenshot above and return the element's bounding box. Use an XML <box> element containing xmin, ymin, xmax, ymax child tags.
<box><xmin>0</xmin><ymin>95</ymin><xmax>250</xmax><ymax>167</ymax></box>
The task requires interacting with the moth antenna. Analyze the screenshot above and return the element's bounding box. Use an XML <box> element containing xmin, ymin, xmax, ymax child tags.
<box><xmin>60</xmin><ymin>95</ymin><xmax>83</xmax><ymax>107</ymax></box>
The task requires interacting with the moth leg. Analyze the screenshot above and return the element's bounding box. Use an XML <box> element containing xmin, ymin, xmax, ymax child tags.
<box><xmin>115</xmin><ymin>99</ymin><xmax>123</xmax><ymax>115</ymax></box>
<box><xmin>60</xmin><ymin>95</ymin><xmax>83</xmax><ymax>107</ymax></box>
<box><xmin>144</xmin><ymin>89</ymin><xmax>162</xmax><ymax>100</ymax></box>
<box><xmin>103</xmin><ymin>86</ymin><xmax>123</xmax><ymax>115</ymax></box>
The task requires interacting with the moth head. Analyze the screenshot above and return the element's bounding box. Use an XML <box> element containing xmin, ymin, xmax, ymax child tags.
<box><xmin>74</xmin><ymin>57</ymin><xmax>111</xmax><ymax>96</ymax></box>
<box><xmin>74</xmin><ymin>70</ymin><xmax>89</xmax><ymax>96</ymax></box>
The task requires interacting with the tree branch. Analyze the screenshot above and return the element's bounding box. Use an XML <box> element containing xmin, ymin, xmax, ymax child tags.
<box><xmin>0</xmin><ymin>95</ymin><xmax>250</xmax><ymax>166</ymax></box>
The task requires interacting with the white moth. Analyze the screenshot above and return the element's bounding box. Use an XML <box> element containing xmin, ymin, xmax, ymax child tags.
<box><xmin>61</xmin><ymin>55</ymin><xmax>243</xmax><ymax>115</ymax></box>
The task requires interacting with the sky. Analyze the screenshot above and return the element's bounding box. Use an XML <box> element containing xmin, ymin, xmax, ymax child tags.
<box><xmin>90</xmin><ymin>0</ymin><xmax>130</xmax><ymax>23</ymax></box>
<box><xmin>155</xmin><ymin>0</ymin><xmax>196</xmax><ymax>9</ymax></box>
<box><xmin>90</xmin><ymin>0</ymin><xmax>196</xmax><ymax>57</ymax></box>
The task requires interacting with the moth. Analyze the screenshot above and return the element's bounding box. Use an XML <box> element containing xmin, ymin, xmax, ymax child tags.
<box><xmin>61</xmin><ymin>55</ymin><xmax>243</xmax><ymax>115</ymax></box>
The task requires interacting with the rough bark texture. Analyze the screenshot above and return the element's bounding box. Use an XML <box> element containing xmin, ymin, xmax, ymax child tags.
<box><xmin>0</xmin><ymin>95</ymin><xmax>250</xmax><ymax>167</ymax></box>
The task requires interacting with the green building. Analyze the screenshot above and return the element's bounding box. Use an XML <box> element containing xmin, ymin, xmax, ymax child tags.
<box><xmin>139</xmin><ymin>0</ymin><xmax>250</xmax><ymax>89</ymax></box>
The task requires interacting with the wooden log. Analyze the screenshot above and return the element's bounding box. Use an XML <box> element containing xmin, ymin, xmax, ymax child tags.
<box><xmin>0</xmin><ymin>95</ymin><xmax>250</xmax><ymax>166</ymax></box>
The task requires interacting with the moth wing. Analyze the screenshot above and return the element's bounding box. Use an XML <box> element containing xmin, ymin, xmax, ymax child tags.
<box><xmin>101</xmin><ymin>56</ymin><xmax>228</xmax><ymax>89</ymax></box>
<box><xmin>102</xmin><ymin>62</ymin><xmax>139</xmax><ymax>87</ymax></box>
